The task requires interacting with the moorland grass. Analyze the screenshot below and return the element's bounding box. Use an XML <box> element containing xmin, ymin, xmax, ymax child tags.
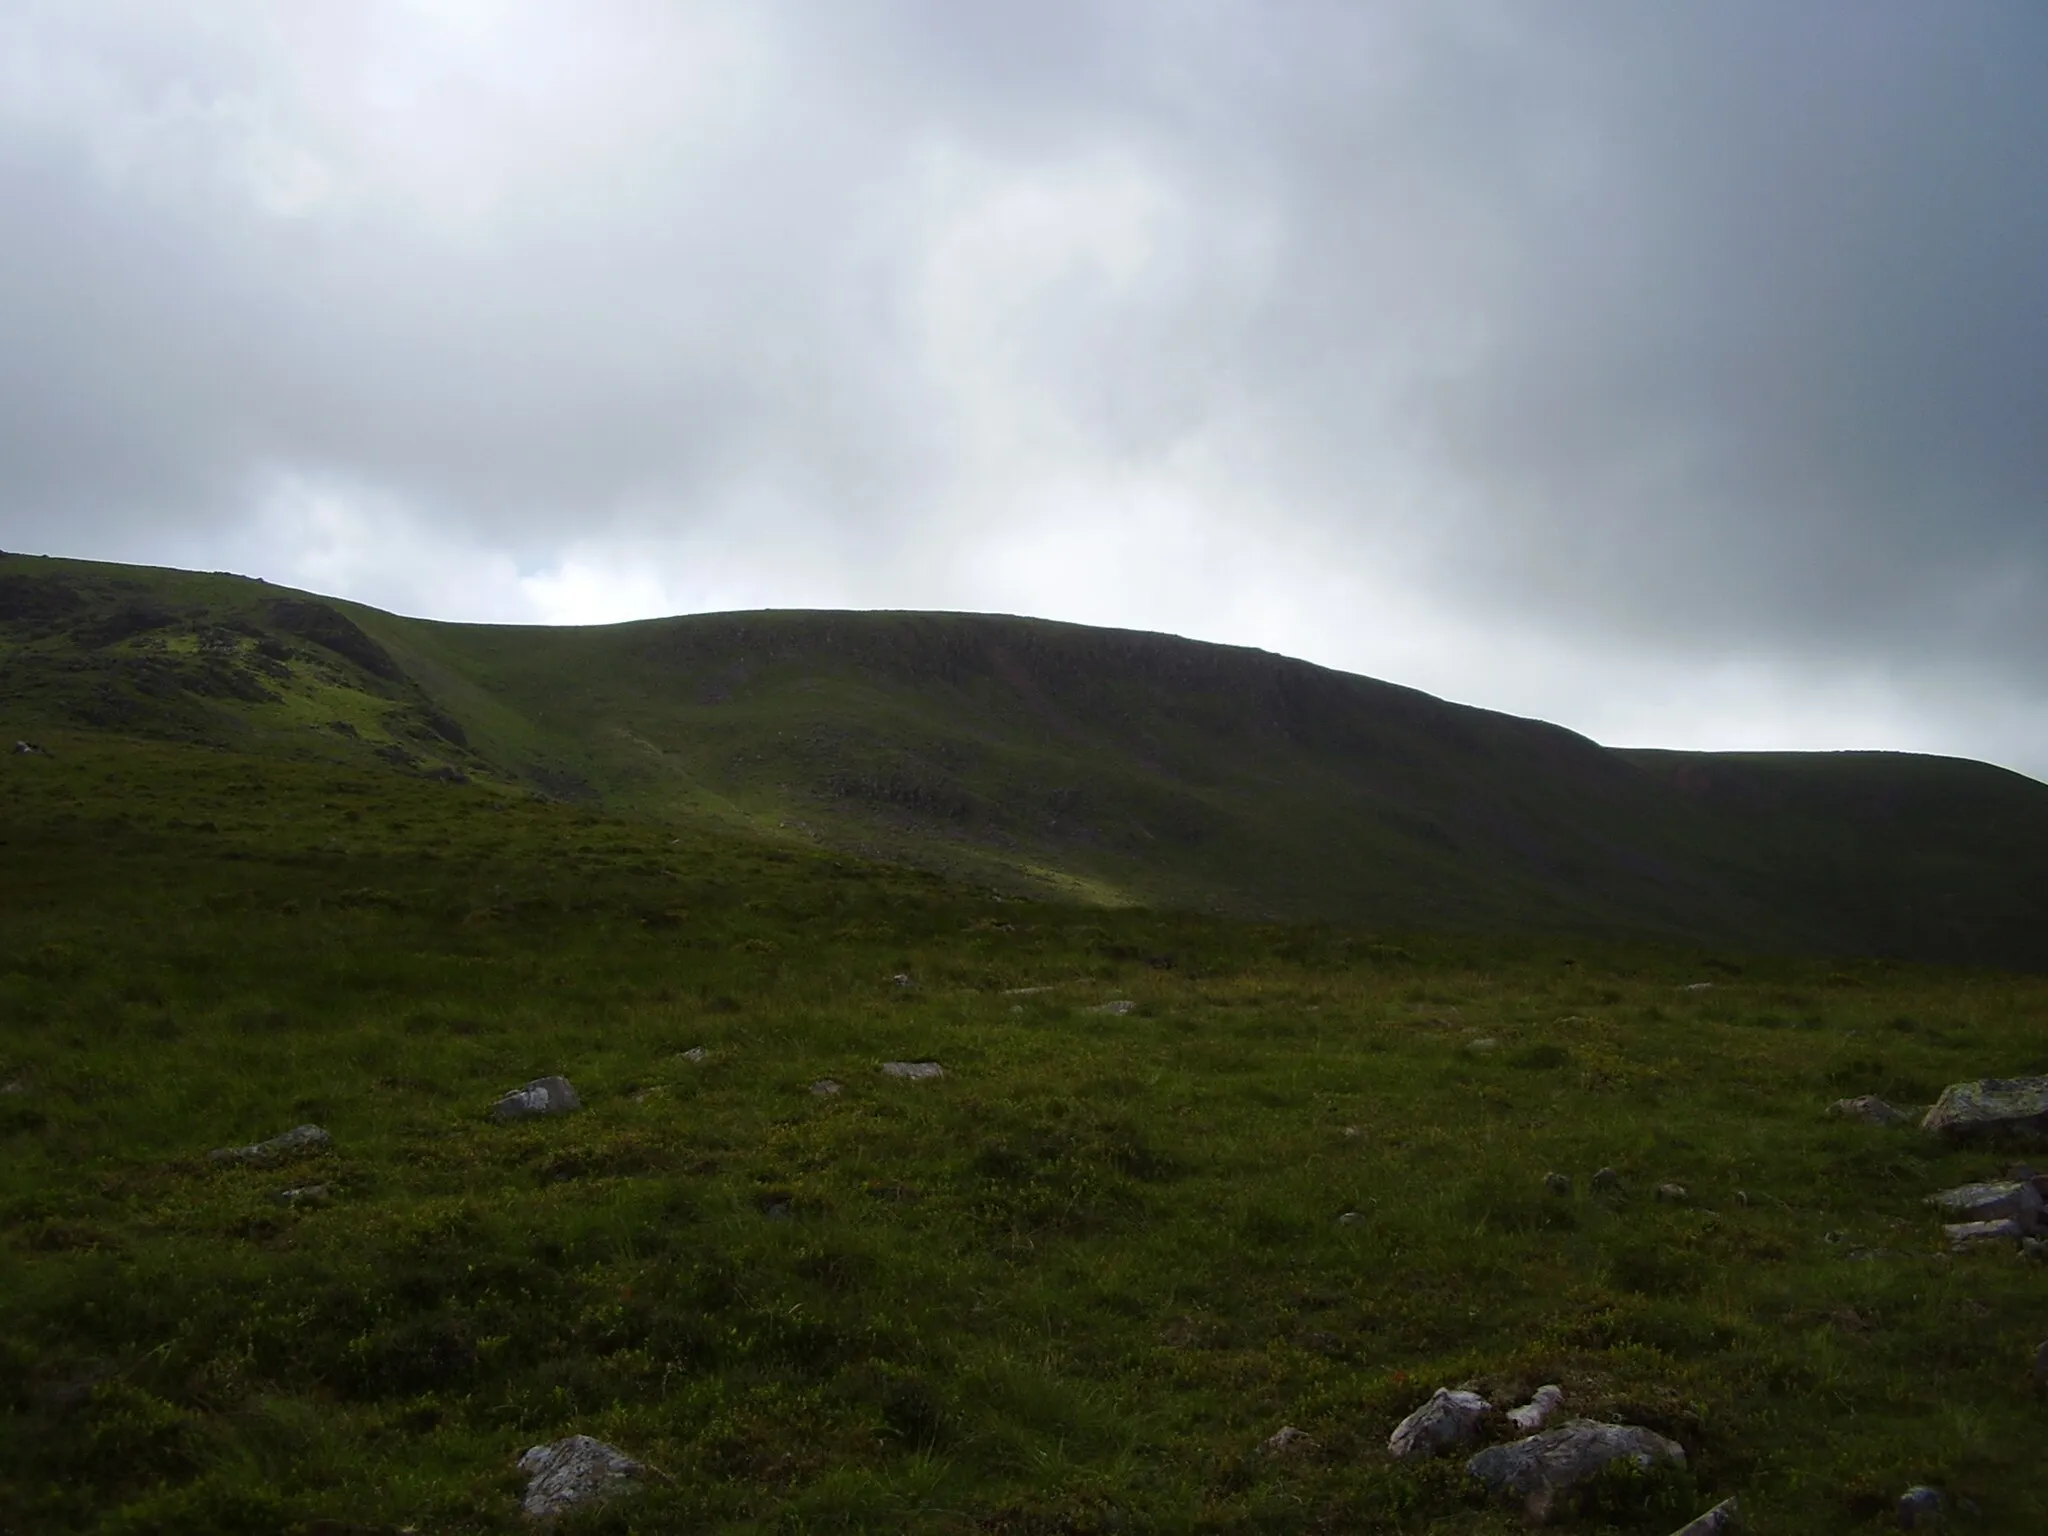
<box><xmin>3</xmin><ymin>732</ymin><xmax>2047</xmax><ymax>1532</ymax></box>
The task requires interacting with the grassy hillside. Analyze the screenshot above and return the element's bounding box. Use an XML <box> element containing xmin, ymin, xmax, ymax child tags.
<box><xmin>6</xmin><ymin>551</ymin><xmax>2048</xmax><ymax>968</ymax></box>
<box><xmin>5</xmin><ymin>728</ymin><xmax>2048</xmax><ymax>1532</ymax></box>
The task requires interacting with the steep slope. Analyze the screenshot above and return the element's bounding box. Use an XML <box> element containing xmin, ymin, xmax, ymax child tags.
<box><xmin>6</xmin><ymin>551</ymin><xmax>2047</xmax><ymax>965</ymax></box>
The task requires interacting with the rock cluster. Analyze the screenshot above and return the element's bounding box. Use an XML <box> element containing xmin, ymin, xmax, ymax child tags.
<box><xmin>1384</xmin><ymin>1383</ymin><xmax>1715</xmax><ymax>1525</ymax></box>
<box><xmin>1927</xmin><ymin>1168</ymin><xmax>2046</xmax><ymax>1249</ymax></box>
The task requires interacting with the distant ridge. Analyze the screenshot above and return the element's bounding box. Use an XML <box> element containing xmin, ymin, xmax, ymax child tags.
<box><xmin>7</xmin><ymin>550</ymin><xmax>2048</xmax><ymax>967</ymax></box>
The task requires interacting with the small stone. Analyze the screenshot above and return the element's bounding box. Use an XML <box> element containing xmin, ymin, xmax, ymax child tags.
<box><xmin>1467</xmin><ymin>1036</ymin><xmax>1499</xmax><ymax>1052</ymax></box>
<box><xmin>1655</xmin><ymin>1182</ymin><xmax>1688</xmax><ymax>1204</ymax></box>
<box><xmin>1506</xmin><ymin>1384</ymin><xmax>1564</xmax><ymax>1433</ymax></box>
<box><xmin>891</xmin><ymin>973</ymin><xmax>913</xmax><ymax>987</ymax></box>
<box><xmin>1544</xmin><ymin>1172</ymin><xmax>1573</xmax><ymax>1197</ymax></box>
<box><xmin>0</xmin><ymin>1079</ymin><xmax>24</xmax><ymax>1095</ymax></box>
<box><xmin>1734</xmin><ymin>1190</ymin><xmax>1750</xmax><ymax>1206</ymax></box>
<box><xmin>1896</xmin><ymin>1485</ymin><xmax>1944</xmax><ymax>1529</ymax></box>
<box><xmin>1678</xmin><ymin>982</ymin><xmax>1714</xmax><ymax>992</ymax></box>
<box><xmin>1089</xmin><ymin>1000</ymin><xmax>1136</xmax><ymax>1015</ymax></box>
<box><xmin>809</xmin><ymin>1078</ymin><xmax>843</xmax><ymax>1096</ymax></box>
<box><xmin>1670</xmin><ymin>1497</ymin><xmax>1743</xmax><ymax>1535</ymax></box>
<box><xmin>273</xmin><ymin>1183</ymin><xmax>330</xmax><ymax>1206</ymax></box>
<box><xmin>1342</xmin><ymin>1125</ymin><xmax>1363</xmax><ymax>1139</ymax></box>
<box><xmin>208</xmin><ymin>1124</ymin><xmax>333</xmax><ymax>1165</ymax></box>
<box><xmin>1261</xmin><ymin>1424</ymin><xmax>1311</xmax><ymax>1455</ymax></box>
<box><xmin>517</xmin><ymin>1435</ymin><xmax>642</xmax><ymax>1521</ymax></box>
<box><xmin>1336</xmin><ymin>1210</ymin><xmax>1361</xmax><ymax>1226</ymax></box>
<box><xmin>881</xmin><ymin>1060</ymin><xmax>944</xmax><ymax>1080</ymax></box>
<box><xmin>1387</xmin><ymin>1387</ymin><xmax>1491</xmax><ymax>1461</ymax></box>
<box><xmin>680</xmin><ymin>1047</ymin><xmax>709</xmax><ymax>1063</ymax></box>
<box><xmin>1592</xmin><ymin>1166</ymin><xmax>1621</xmax><ymax>1190</ymax></box>
<box><xmin>762</xmin><ymin>1201</ymin><xmax>792</xmax><ymax>1221</ymax></box>
<box><xmin>491</xmin><ymin>1076</ymin><xmax>581</xmax><ymax>1121</ymax></box>
<box><xmin>1832</xmin><ymin>1094</ymin><xmax>1910</xmax><ymax>1125</ymax></box>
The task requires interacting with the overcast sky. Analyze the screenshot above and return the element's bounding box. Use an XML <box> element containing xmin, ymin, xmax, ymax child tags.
<box><xmin>6</xmin><ymin>3</ymin><xmax>2047</xmax><ymax>776</ymax></box>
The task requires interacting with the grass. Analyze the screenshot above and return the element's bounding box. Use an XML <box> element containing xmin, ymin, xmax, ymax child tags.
<box><xmin>4</xmin><ymin>730</ymin><xmax>2048</xmax><ymax>1532</ymax></box>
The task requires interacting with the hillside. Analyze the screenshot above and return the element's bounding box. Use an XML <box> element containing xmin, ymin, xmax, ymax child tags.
<box><xmin>6</xmin><ymin>550</ymin><xmax>2048</xmax><ymax>967</ymax></box>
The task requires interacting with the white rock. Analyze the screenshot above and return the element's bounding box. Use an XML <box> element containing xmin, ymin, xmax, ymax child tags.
<box><xmin>881</xmin><ymin>1061</ymin><xmax>944</xmax><ymax>1080</ymax></box>
<box><xmin>517</xmin><ymin>1434</ymin><xmax>641</xmax><ymax>1520</ymax></box>
<box><xmin>1506</xmin><ymin>1384</ymin><xmax>1564</xmax><ymax>1432</ymax></box>
<box><xmin>1388</xmin><ymin>1387</ymin><xmax>1491</xmax><ymax>1461</ymax></box>
<box><xmin>680</xmin><ymin>1047</ymin><xmax>709</xmax><ymax>1063</ymax></box>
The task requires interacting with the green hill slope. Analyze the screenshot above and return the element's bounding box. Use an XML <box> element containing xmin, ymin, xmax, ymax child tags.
<box><xmin>6</xmin><ymin>550</ymin><xmax>2047</xmax><ymax>966</ymax></box>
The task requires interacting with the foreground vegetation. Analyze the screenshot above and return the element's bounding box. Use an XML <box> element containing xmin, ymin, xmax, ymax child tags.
<box><xmin>4</xmin><ymin>733</ymin><xmax>2047</xmax><ymax>1531</ymax></box>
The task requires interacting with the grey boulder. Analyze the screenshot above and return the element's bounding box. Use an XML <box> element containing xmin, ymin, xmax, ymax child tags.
<box><xmin>1467</xmin><ymin>1419</ymin><xmax>1685</xmax><ymax>1514</ymax></box>
<box><xmin>208</xmin><ymin>1124</ymin><xmax>332</xmax><ymax>1165</ymax></box>
<box><xmin>1387</xmin><ymin>1387</ymin><xmax>1491</xmax><ymax>1461</ymax></box>
<box><xmin>1922</xmin><ymin>1075</ymin><xmax>2048</xmax><ymax>1145</ymax></box>
<box><xmin>493</xmin><ymin>1076</ymin><xmax>581</xmax><ymax>1121</ymax></box>
<box><xmin>517</xmin><ymin>1434</ymin><xmax>641</xmax><ymax>1520</ymax></box>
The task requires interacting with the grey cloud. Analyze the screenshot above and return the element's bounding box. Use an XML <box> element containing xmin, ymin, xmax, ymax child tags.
<box><xmin>3</xmin><ymin>1</ymin><xmax>2046</xmax><ymax>766</ymax></box>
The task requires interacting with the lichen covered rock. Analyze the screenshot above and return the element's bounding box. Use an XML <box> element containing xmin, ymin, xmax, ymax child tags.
<box><xmin>517</xmin><ymin>1434</ymin><xmax>641</xmax><ymax>1520</ymax></box>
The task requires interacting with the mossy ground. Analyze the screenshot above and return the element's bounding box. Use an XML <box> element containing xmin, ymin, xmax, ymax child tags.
<box><xmin>3</xmin><ymin>732</ymin><xmax>2046</xmax><ymax>1532</ymax></box>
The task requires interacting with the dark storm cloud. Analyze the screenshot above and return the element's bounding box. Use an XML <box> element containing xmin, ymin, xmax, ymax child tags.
<box><xmin>2</xmin><ymin>2</ymin><xmax>2046</xmax><ymax>762</ymax></box>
